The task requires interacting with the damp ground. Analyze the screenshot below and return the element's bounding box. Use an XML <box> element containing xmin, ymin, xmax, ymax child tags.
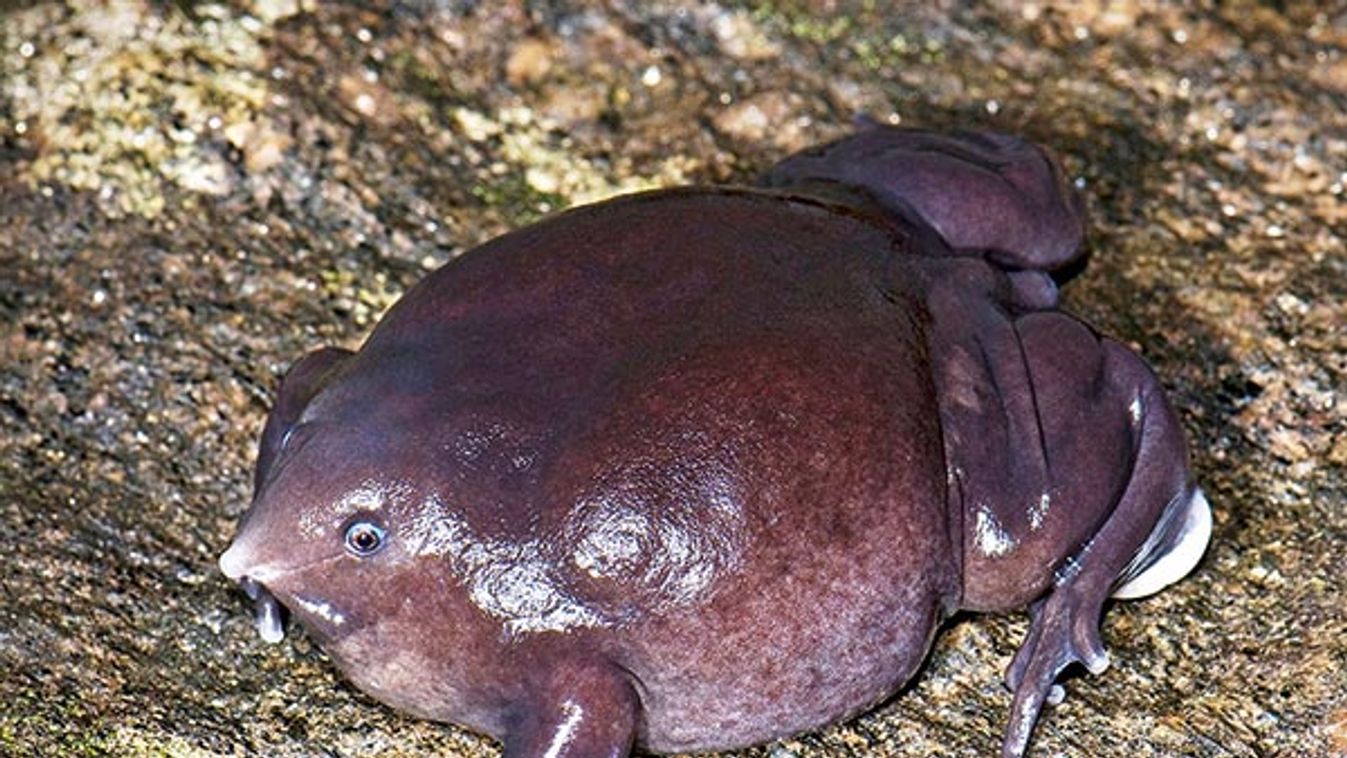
<box><xmin>1</xmin><ymin>2</ymin><xmax>1343</xmax><ymax>757</ymax></box>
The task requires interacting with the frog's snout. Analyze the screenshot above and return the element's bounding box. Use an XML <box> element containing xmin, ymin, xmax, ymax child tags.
<box><xmin>219</xmin><ymin>542</ymin><xmax>288</xmax><ymax>644</ymax></box>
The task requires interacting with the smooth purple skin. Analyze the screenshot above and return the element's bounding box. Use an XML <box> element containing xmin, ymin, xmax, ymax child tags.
<box><xmin>251</xmin><ymin>346</ymin><xmax>352</xmax><ymax>495</ymax></box>
<box><xmin>219</xmin><ymin>127</ymin><xmax>1201</xmax><ymax>758</ymax></box>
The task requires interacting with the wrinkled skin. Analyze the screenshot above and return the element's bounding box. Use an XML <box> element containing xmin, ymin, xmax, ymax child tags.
<box><xmin>219</xmin><ymin>126</ymin><xmax>1211</xmax><ymax>758</ymax></box>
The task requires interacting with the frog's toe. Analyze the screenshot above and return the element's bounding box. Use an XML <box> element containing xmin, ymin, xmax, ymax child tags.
<box><xmin>1000</xmin><ymin>590</ymin><xmax>1109</xmax><ymax>758</ymax></box>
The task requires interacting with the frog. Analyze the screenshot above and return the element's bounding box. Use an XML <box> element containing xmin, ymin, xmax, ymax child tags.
<box><xmin>219</xmin><ymin>125</ymin><xmax>1211</xmax><ymax>758</ymax></box>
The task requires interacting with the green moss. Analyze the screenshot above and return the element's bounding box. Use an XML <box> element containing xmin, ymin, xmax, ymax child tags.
<box><xmin>738</xmin><ymin>0</ymin><xmax>940</xmax><ymax>67</ymax></box>
<box><xmin>386</xmin><ymin>48</ymin><xmax>457</xmax><ymax>107</ymax></box>
<box><xmin>785</xmin><ymin>14</ymin><xmax>853</xmax><ymax>45</ymax></box>
<box><xmin>470</xmin><ymin>173</ymin><xmax>563</xmax><ymax>227</ymax></box>
<box><xmin>0</xmin><ymin>692</ymin><xmax>115</xmax><ymax>757</ymax></box>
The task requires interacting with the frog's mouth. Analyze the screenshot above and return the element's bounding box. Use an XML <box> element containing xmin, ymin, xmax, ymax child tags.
<box><xmin>240</xmin><ymin>577</ymin><xmax>287</xmax><ymax>644</ymax></box>
<box><xmin>220</xmin><ymin>541</ymin><xmax>291</xmax><ymax>643</ymax></box>
<box><xmin>221</xmin><ymin>543</ymin><xmax>355</xmax><ymax>644</ymax></box>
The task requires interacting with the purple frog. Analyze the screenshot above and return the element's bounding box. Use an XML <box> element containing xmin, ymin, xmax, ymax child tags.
<box><xmin>220</xmin><ymin>126</ymin><xmax>1211</xmax><ymax>758</ymax></box>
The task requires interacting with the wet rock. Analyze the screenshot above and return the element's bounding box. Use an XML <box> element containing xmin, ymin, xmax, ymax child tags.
<box><xmin>505</xmin><ymin>37</ymin><xmax>557</xmax><ymax>87</ymax></box>
<box><xmin>711</xmin><ymin>91</ymin><xmax>808</xmax><ymax>149</ymax></box>
<box><xmin>1</xmin><ymin>2</ymin><xmax>1343</xmax><ymax>757</ymax></box>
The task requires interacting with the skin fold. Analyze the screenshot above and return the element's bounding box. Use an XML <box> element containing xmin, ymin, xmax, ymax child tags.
<box><xmin>219</xmin><ymin>125</ymin><xmax>1210</xmax><ymax>758</ymax></box>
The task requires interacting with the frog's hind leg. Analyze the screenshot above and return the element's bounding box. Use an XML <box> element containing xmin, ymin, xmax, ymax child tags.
<box><xmin>758</xmin><ymin>124</ymin><xmax>1086</xmax><ymax>276</ymax></box>
<box><xmin>997</xmin><ymin>339</ymin><xmax>1209</xmax><ymax>758</ymax></box>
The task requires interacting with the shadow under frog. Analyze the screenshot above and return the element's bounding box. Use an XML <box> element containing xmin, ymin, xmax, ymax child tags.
<box><xmin>219</xmin><ymin>126</ymin><xmax>1211</xmax><ymax>758</ymax></box>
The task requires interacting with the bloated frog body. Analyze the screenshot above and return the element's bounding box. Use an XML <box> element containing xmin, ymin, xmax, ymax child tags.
<box><xmin>219</xmin><ymin>126</ymin><xmax>1210</xmax><ymax>758</ymax></box>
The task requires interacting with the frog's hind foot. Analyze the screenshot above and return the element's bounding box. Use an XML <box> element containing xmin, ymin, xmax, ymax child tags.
<box><xmin>996</xmin><ymin>343</ymin><xmax>1210</xmax><ymax>758</ymax></box>
<box><xmin>759</xmin><ymin>124</ymin><xmax>1086</xmax><ymax>275</ymax></box>
<box><xmin>1001</xmin><ymin>484</ymin><xmax>1212</xmax><ymax>758</ymax></box>
<box><xmin>999</xmin><ymin>587</ymin><xmax>1110</xmax><ymax>758</ymax></box>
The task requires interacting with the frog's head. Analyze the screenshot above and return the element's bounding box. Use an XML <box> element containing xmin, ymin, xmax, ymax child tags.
<box><xmin>218</xmin><ymin>347</ymin><xmax>429</xmax><ymax>646</ymax></box>
<box><xmin>218</xmin><ymin>445</ymin><xmax>429</xmax><ymax>647</ymax></box>
<box><xmin>217</xmin><ymin>345</ymin><xmax>593</xmax><ymax>731</ymax></box>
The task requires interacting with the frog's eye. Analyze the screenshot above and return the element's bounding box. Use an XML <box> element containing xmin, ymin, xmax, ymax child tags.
<box><xmin>343</xmin><ymin>520</ymin><xmax>387</xmax><ymax>557</ymax></box>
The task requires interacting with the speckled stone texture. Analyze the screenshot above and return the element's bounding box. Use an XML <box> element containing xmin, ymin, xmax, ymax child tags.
<box><xmin>1</xmin><ymin>2</ymin><xmax>1343</xmax><ymax>757</ymax></box>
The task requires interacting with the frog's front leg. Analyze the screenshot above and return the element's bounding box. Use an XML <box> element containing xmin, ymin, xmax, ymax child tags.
<box><xmin>502</xmin><ymin>658</ymin><xmax>640</xmax><ymax>758</ymax></box>
<box><xmin>254</xmin><ymin>346</ymin><xmax>353</xmax><ymax>493</ymax></box>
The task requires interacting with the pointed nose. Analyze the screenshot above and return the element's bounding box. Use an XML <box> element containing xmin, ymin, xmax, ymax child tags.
<box><xmin>219</xmin><ymin>541</ymin><xmax>254</xmax><ymax>581</ymax></box>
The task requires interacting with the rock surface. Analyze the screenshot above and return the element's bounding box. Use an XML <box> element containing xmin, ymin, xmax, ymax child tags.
<box><xmin>1</xmin><ymin>2</ymin><xmax>1343</xmax><ymax>757</ymax></box>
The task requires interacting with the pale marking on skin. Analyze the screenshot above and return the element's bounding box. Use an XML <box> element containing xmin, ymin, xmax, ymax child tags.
<box><xmin>292</xmin><ymin>594</ymin><xmax>347</xmax><ymax>626</ymax></box>
<box><xmin>568</xmin><ymin>474</ymin><xmax>746</xmax><ymax>609</ymax></box>
<box><xmin>573</xmin><ymin>508</ymin><xmax>651</xmax><ymax>578</ymax></box>
<box><xmin>297</xmin><ymin>477</ymin><xmax>414</xmax><ymax>538</ymax></box>
<box><xmin>1055</xmin><ymin>553</ymin><xmax>1083</xmax><ymax>585</ymax></box>
<box><xmin>1028</xmin><ymin>492</ymin><xmax>1051</xmax><ymax>531</ymax></box>
<box><xmin>974</xmin><ymin>504</ymin><xmax>1017</xmax><ymax>558</ymax></box>
<box><xmin>542</xmin><ymin>700</ymin><xmax>585</xmax><ymax>758</ymax></box>
<box><xmin>408</xmin><ymin>495</ymin><xmax>605</xmax><ymax>635</ymax></box>
<box><xmin>405</xmin><ymin>471</ymin><xmax>745</xmax><ymax>632</ymax></box>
